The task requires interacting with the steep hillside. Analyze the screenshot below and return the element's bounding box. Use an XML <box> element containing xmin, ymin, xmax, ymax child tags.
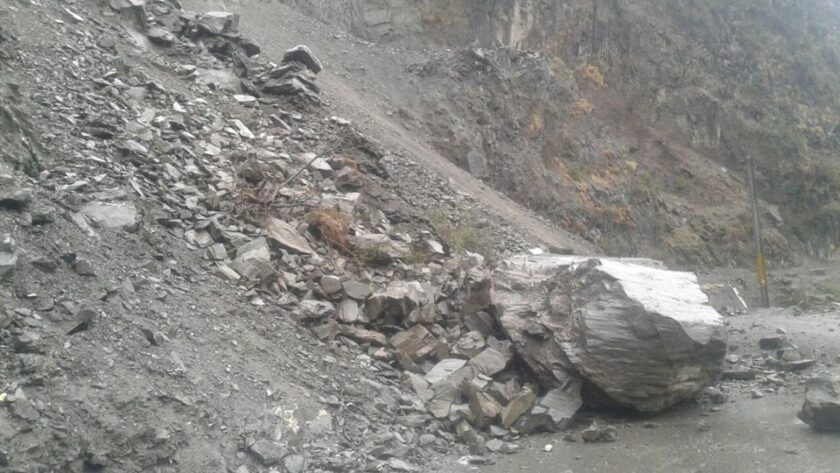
<box><xmin>279</xmin><ymin>0</ymin><xmax>840</xmax><ymax>267</ymax></box>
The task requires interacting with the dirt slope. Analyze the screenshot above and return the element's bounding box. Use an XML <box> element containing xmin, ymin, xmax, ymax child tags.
<box><xmin>257</xmin><ymin>0</ymin><xmax>840</xmax><ymax>268</ymax></box>
<box><xmin>188</xmin><ymin>0</ymin><xmax>594</xmax><ymax>256</ymax></box>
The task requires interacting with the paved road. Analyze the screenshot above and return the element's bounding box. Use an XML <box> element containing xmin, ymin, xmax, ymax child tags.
<box><xmin>444</xmin><ymin>397</ymin><xmax>836</xmax><ymax>473</ymax></box>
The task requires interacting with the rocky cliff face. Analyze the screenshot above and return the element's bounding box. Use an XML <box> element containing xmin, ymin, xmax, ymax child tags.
<box><xmin>284</xmin><ymin>0</ymin><xmax>840</xmax><ymax>265</ymax></box>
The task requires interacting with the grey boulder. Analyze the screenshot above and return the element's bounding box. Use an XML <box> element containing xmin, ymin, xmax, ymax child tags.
<box><xmin>798</xmin><ymin>377</ymin><xmax>840</xmax><ymax>432</ymax></box>
<box><xmin>493</xmin><ymin>255</ymin><xmax>727</xmax><ymax>412</ymax></box>
<box><xmin>196</xmin><ymin>11</ymin><xmax>239</xmax><ymax>35</ymax></box>
<box><xmin>283</xmin><ymin>45</ymin><xmax>322</xmax><ymax>74</ymax></box>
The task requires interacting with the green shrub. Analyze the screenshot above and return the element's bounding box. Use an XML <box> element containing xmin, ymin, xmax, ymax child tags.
<box><xmin>424</xmin><ymin>210</ymin><xmax>494</xmax><ymax>260</ymax></box>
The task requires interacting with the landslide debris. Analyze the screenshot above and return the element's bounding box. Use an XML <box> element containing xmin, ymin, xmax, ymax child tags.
<box><xmin>1</xmin><ymin>1</ymin><xmax>829</xmax><ymax>472</ymax></box>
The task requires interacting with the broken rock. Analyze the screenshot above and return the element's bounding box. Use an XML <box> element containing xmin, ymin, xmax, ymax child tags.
<box><xmin>453</xmin><ymin>331</ymin><xmax>486</xmax><ymax>358</ymax></box>
<box><xmin>349</xmin><ymin>233</ymin><xmax>410</xmax><ymax>262</ymax></box>
<box><xmin>299</xmin><ymin>299</ymin><xmax>334</xmax><ymax>322</ymax></box>
<box><xmin>235</xmin><ymin>237</ymin><xmax>271</xmax><ymax>264</ymax></box>
<box><xmin>538</xmin><ymin>381</ymin><xmax>583</xmax><ymax>431</ymax></box>
<box><xmin>284</xmin><ymin>454</ymin><xmax>306</xmax><ymax>473</ymax></box>
<box><xmin>265</xmin><ymin>217</ymin><xmax>313</xmax><ymax>255</ymax></box>
<box><xmin>283</xmin><ymin>45</ymin><xmax>323</xmax><ymax>74</ymax></box>
<box><xmin>365</xmin><ymin>281</ymin><xmax>428</xmax><ymax>324</ymax></box>
<box><xmin>425</xmin><ymin>359</ymin><xmax>467</xmax><ymax>385</ymax></box>
<box><xmin>798</xmin><ymin>376</ymin><xmax>840</xmax><ymax>432</ymax></box>
<box><xmin>0</xmin><ymin>234</ymin><xmax>16</xmax><ymax>278</ymax></box>
<box><xmin>343</xmin><ymin>280</ymin><xmax>372</xmax><ymax>300</ymax></box>
<box><xmin>249</xmin><ymin>439</ymin><xmax>285</xmax><ymax>466</ymax></box>
<box><xmin>197</xmin><ymin>11</ymin><xmax>239</xmax><ymax>35</ymax></box>
<box><xmin>494</xmin><ymin>255</ymin><xmax>727</xmax><ymax>412</ymax></box>
<box><xmin>468</xmin><ymin>347</ymin><xmax>511</xmax><ymax>377</ymax></box>
<box><xmin>759</xmin><ymin>335</ymin><xmax>788</xmax><ymax>350</ymax></box>
<box><xmin>0</xmin><ymin>188</ymin><xmax>32</xmax><ymax>210</ymax></box>
<box><xmin>338</xmin><ymin>324</ymin><xmax>387</xmax><ymax>346</ymax></box>
<box><xmin>335</xmin><ymin>298</ymin><xmax>361</xmax><ymax>324</ymax></box>
<box><xmin>80</xmin><ymin>202</ymin><xmax>138</xmax><ymax>229</ymax></box>
<box><xmin>238</xmin><ymin>37</ymin><xmax>262</xmax><ymax>57</ymax></box>
<box><xmin>466</xmin><ymin>387</ymin><xmax>503</xmax><ymax>428</ymax></box>
<box><xmin>390</xmin><ymin>325</ymin><xmax>439</xmax><ymax>363</ymax></box>
<box><xmin>320</xmin><ymin>275</ymin><xmax>342</xmax><ymax>295</ymax></box>
<box><xmin>581</xmin><ymin>422</ymin><xmax>619</xmax><ymax>443</ymax></box>
<box><xmin>214</xmin><ymin>264</ymin><xmax>240</xmax><ymax>281</ymax></box>
<box><xmin>500</xmin><ymin>386</ymin><xmax>536</xmax><ymax>428</ymax></box>
<box><xmin>408</xmin><ymin>304</ymin><xmax>436</xmax><ymax>325</ymax></box>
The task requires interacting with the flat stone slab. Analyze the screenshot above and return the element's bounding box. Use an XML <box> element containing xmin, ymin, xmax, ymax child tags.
<box><xmin>424</xmin><ymin>358</ymin><xmax>467</xmax><ymax>385</ymax></box>
<box><xmin>264</xmin><ymin>217</ymin><xmax>313</xmax><ymax>255</ymax></box>
<box><xmin>80</xmin><ymin>201</ymin><xmax>138</xmax><ymax>229</ymax></box>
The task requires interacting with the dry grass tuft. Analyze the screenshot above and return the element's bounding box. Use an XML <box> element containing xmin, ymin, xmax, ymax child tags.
<box><xmin>571</xmin><ymin>98</ymin><xmax>594</xmax><ymax>118</ymax></box>
<box><xmin>306</xmin><ymin>207</ymin><xmax>351</xmax><ymax>251</ymax></box>
<box><xmin>576</xmin><ymin>63</ymin><xmax>606</xmax><ymax>89</ymax></box>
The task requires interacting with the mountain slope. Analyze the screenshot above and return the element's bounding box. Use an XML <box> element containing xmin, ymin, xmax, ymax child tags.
<box><xmin>272</xmin><ymin>0</ymin><xmax>840</xmax><ymax>266</ymax></box>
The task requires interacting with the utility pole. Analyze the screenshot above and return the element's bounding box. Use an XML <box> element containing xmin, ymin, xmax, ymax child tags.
<box><xmin>746</xmin><ymin>155</ymin><xmax>770</xmax><ymax>308</ymax></box>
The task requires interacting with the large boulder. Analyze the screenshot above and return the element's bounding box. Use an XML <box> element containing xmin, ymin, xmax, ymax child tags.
<box><xmin>490</xmin><ymin>255</ymin><xmax>727</xmax><ymax>412</ymax></box>
<box><xmin>798</xmin><ymin>377</ymin><xmax>840</xmax><ymax>432</ymax></box>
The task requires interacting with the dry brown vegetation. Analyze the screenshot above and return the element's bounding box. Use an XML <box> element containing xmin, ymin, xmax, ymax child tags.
<box><xmin>571</xmin><ymin>98</ymin><xmax>593</xmax><ymax>118</ymax></box>
<box><xmin>575</xmin><ymin>63</ymin><xmax>606</xmax><ymax>89</ymax></box>
<box><xmin>306</xmin><ymin>207</ymin><xmax>351</xmax><ymax>251</ymax></box>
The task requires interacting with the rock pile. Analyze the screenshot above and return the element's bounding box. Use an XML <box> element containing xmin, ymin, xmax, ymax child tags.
<box><xmin>258</xmin><ymin>45</ymin><xmax>322</xmax><ymax>102</ymax></box>
<box><xmin>717</xmin><ymin>328</ymin><xmax>822</xmax><ymax>404</ymax></box>
<box><xmin>1</xmin><ymin>0</ymin><xmax>553</xmax><ymax>467</ymax></box>
<box><xmin>114</xmin><ymin>1</ymin><xmax>323</xmax><ymax>105</ymax></box>
<box><xmin>0</xmin><ymin>0</ymin><xmax>473</xmax><ymax>469</ymax></box>
<box><xmin>290</xmin><ymin>251</ymin><xmax>729</xmax><ymax>452</ymax></box>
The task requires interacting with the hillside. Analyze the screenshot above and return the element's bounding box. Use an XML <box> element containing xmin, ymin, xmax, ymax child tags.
<box><xmin>3</xmin><ymin>0</ymin><xmax>840</xmax><ymax>472</ymax></box>
<box><xmin>277</xmin><ymin>0</ymin><xmax>840</xmax><ymax>267</ymax></box>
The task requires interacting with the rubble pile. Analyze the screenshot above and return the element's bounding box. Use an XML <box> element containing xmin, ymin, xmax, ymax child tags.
<box><xmin>258</xmin><ymin>45</ymin><xmax>322</xmax><ymax>102</ymax></box>
<box><xmin>125</xmin><ymin>2</ymin><xmax>323</xmax><ymax>103</ymax></box>
<box><xmin>716</xmin><ymin>331</ymin><xmax>822</xmax><ymax>404</ymax></box>
<box><xmin>0</xmin><ymin>0</ymin><xmax>538</xmax><ymax>470</ymax></box>
<box><xmin>290</xmin><ymin>250</ymin><xmax>732</xmax><ymax>453</ymax></box>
